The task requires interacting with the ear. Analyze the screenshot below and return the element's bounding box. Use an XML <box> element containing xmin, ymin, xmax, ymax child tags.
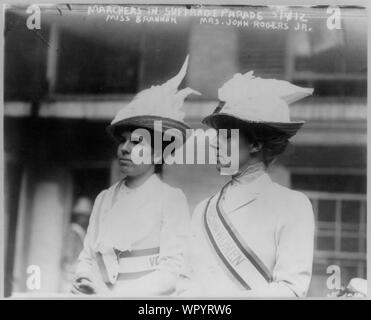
<box><xmin>249</xmin><ymin>141</ymin><xmax>263</xmax><ymax>154</ymax></box>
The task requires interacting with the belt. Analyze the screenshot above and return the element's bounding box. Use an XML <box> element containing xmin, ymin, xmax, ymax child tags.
<box><xmin>114</xmin><ymin>247</ymin><xmax>160</xmax><ymax>280</ymax></box>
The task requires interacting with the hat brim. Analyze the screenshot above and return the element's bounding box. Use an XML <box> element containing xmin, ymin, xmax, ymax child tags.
<box><xmin>202</xmin><ymin>113</ymin><xmax>305</xmax><ymax>138</ymax></box>
<box><xmin>106</xmin><ymin>115</ymin><xmax>191</xmax><ymax>142</ymax></box>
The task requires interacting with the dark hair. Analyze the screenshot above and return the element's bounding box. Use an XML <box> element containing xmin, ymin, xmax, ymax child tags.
<box><xmin>240</xmin><ymin>125</ymin><xmax>289</xmax><ymax>167</ymax></box>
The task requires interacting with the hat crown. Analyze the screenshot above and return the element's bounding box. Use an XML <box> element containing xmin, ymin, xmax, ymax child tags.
<box><xmin>111</xmin><ymin>55</ymin><xmax>200</xmax><ymax>125</ymax></box>
<box><xmin>218</xmin><ymin>71</ymin><xmax>313</xmax><ymax>123</ymax></box>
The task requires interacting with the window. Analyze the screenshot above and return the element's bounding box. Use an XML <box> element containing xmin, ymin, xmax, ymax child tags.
<box><xmin>54</xmin><ymin>22</ymin><xmax>191</xmax><ymax>96</ymax></box>
<box><xmin>238</xmin><ymin>7</ymin><xmax>367</xmax><ymax>98</ymax></box>
<box><xmin>238</xmin><ymin>28</ymin><xmax>286</xmax><ymax>79</ymax></box>
<box><xmin>292</xmin><ymin>170</ymin><xmax>367</xmax><ymax>290</ymax></box>
<box><xmin>4</xmin><ymin>10</ymin><xmax>48</xmax><ymax>101</ymax></box>
<box><xmin>55</xmin><ymin>30</ymin><xmax>140</xmax><ymax>95</ymax></box>
<box><xmin>309</xmin><ymin>193</ymin><xmax>367</xmax><ymax>256</ymax></box>
<box><xmin>289</xmin><ymin>8</ymin><xmax>367</xmax><ymax>98</ymax></box>
<box><xmin>291</xmin><ymin>174</ymin><xmax>366</xmax><ymax>194</ymax></box>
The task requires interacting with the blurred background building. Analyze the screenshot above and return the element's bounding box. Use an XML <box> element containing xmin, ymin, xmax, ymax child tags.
<box><xmin>3</xmin><ymin>4</ymin><xmax>367</xmax><ymax>297</ymax></box>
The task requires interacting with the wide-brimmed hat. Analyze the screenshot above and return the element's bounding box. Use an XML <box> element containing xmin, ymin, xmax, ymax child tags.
<box><xmin>202</xmin><ymin>71</ymin><xmax>313</xmax><ymax>138</ymax></box>
<box><xmin>107</xmin><ymin>55</ymin><xmax>200</xmax><ymax>141</ymax></box>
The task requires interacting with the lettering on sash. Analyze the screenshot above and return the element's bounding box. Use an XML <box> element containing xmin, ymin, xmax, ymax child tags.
<box><xmin>207</xmin><ymin>209</ymin><xmax>245</xmax><ymax>267</ymax></box>
<box><xmin>149</xmin><ymin>255</ymin><xmax>159</xmax><ymax>267</ymax></box>
<box><xmin>203</xmin><ymin>183</ymin><xmax>273</xmax><ymax>289</ymax></box>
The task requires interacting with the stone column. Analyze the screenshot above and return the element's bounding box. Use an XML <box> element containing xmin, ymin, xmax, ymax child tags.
<box><xmin>13</xmin><ymin>166</ymin><xmax>72</xmax><ymax>294</ymax></box>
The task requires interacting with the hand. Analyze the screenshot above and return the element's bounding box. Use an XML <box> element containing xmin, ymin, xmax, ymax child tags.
<box><xmin>71</xmin><ymin>273</ymin><xmax>95</xmax><ymax>295</ymax></box>
<box><xmin>71</xmin><ymin>277</ymin><xmax>97</xmax><ymax>295</ymax></box>
<box><xmin>71</xmin><ymin>273</ymin><xmax>111</xmax><ymax>296</ymax></box>
<box><xmin>73</xmin><ymin>272</ymin><xmax>93</xmax><ymax>283</ymax></box>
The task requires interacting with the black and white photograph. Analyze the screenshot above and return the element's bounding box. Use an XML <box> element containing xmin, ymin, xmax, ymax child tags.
<box><xmin>1</xmin><ymin>1</ymin><xmax>368</xmax><ymax>300</ymax></box>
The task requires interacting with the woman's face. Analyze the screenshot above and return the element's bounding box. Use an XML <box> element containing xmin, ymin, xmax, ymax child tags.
<box><xmin>215</xmin><ymin>129</ymin><xmax>255</xmax><ymax>174</ymax></box>
<box><xmin>116</xmin><ymin>129</ymin><xmax>154</xmax><ymax>177</ymax></box>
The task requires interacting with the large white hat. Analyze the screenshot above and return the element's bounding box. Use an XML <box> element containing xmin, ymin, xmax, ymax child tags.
<box><xmin>202</xmin><ymin>71</ymin><xmax>313</xmax><ymax>138</ymax></box>
<box><xmin>107</xmin><ymin>55</ymin><xmax>200</xmax><ymax>141</ymax></box>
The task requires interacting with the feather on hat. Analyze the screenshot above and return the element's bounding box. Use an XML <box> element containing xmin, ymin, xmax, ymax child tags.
<box><xmin>202</xmin><ymin>71</ymin><xmax>313</xmax><ymax>138</ymax></box>
<box><xmin>107</xmin><ymin>55</ymin><xmax>200</xmax><ymax>141</ymax></box>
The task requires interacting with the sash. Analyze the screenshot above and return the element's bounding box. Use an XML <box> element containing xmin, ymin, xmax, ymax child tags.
<box><xmin>203</xmin><ymin>183</ymin><xmax>273</xmax><ymax>290</ymax></box>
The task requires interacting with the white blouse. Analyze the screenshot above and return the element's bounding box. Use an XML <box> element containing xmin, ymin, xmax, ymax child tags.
<box><xmin>76</xmin><ymin>174</ymin><xmax>190</xmax><ymax>296</ymax></box>
<box><xmin>181</xmin><ymin>172</ymin><xmax>315</xmax><ymax>297</ymax></box>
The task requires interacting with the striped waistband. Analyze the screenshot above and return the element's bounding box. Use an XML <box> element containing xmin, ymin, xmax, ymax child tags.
<box><xmin>113</xmin><ymin>247</ymin><xmax>160</xmax><ymax>279</ymax></box>
<box><xmin>115</xmin><ymin>247</ymin><xmax>160</xmax><ymax>259</ymax></box>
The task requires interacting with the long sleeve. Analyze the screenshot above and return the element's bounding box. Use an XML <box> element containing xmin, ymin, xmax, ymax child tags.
<box><xmin>158</xmin><ymin>188</ymin><xmax>191</xmax><ymax>276</ymax></box>
<box><xmin>175</xmin><ymin>199</ymin><xmax>210</xmax><ymax>296</ymax></box>
<box><xmin>75</xmin><ymin>191</ymin><xmax>106</xmax><ymax>276</ymax></box>
<box><xmin>270</xmin><ymin>192</ymin><xmax>315</xmax><ymax>297</ymax></box>
<box><xmin>230</xmin><ymin>192</ymin><xmax>315</xmax><ymax>298</ymax></box>
<box><xmin>110</xmin><ymin>188</ymin><xmax>191</xmax><ymax>296</ymax></box>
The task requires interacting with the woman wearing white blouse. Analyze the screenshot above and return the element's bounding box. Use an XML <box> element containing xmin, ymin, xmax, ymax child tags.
<box><xmin>71</xmin><ymin>55</ymin><xmax>200</xmax><ymax>296</ymax></box>
<box><xmin>178</xmin><ymin>71</ymin><xmax>315</xmax><ymax>297</ymax></box>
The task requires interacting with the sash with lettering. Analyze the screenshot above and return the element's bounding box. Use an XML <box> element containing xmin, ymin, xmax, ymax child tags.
<box><xmin>203</xmin><ymin>183</ymin><xmax>273</xmax><ymax>290</ymax></box>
